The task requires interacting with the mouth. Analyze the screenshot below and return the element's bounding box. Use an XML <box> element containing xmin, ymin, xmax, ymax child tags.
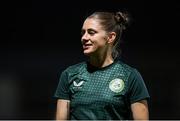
<box><xmin>83</xmin><ymin>44</ymin><xmax>92</xmax><ymax>49</ymax></box>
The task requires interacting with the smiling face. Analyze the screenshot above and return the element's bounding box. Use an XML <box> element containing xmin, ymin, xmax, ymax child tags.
<box><xmin>81</xmin><ymin>18</ymin><xmax>109</xmax><ymax>56</ymax></box>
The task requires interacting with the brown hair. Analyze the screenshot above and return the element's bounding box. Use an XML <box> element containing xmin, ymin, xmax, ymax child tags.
<box><xmin>87</xmin><ymin>11</ymin><xmax>130</xmax><ymax>59</ymax></box>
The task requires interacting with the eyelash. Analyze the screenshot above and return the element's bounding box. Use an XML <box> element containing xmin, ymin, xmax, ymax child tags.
<box><xmin>81</xmin><ymin>31</ymin><xmax>85</xmax><ymax>36</ymax></box>
<box><xmin>88</xmin><ymin>31</ymin><xmax>95</xmax><ymax>35</ymax></box>
<box><xmin>81</xmin><ymin>31</ymin><xmax>95</xmax><ymax>36</ymax></box>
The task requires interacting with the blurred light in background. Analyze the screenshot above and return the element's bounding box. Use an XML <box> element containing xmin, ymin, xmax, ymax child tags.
<box><xmin>0</xmin><ymin>74</ymin><xmax>21</xmax><ymax>119</ymax></box>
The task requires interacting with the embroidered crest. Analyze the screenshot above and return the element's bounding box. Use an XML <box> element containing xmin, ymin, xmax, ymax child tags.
<box><xmin>109</xmin><ymin>78</ymin><xmax>124</xmax><ymax>93</ymax></box>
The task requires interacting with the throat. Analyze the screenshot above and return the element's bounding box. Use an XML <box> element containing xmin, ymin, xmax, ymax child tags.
<box><xmin>89</xmin><ymin>56</ymin><xmax>114</xmax><ymax>68</ymax></box>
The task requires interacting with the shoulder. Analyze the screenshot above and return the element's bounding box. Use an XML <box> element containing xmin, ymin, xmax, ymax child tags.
<box><xmin>116</xmin><ymin>60</ymin><xmax>137</xmax><ymax>73</ymax></box>
<box><xmin>63</xmin><ymin>61</ymin><xmax>86</xmax><ymax>74</ymax></box>
<box><xmin>115</xmin><ymin>60</ymin><xmax>143</xmax><ymax>80</ymax></box>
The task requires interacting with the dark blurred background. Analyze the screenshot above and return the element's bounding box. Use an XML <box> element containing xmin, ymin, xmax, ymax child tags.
<box><xmin>2</xmin><ymin>0</ymin><xmax>180</xmax><ymax>119</ymax></box>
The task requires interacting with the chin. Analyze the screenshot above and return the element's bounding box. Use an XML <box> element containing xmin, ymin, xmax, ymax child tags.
<box><xmin>83</xmin><ymin>52</ymin><xmax>91</xmax><ymax>56</ymax></box>
<box><xmin>83</xmin><ymin>50</ymin><xmax>93</xmax><ymax>56</ymax></box>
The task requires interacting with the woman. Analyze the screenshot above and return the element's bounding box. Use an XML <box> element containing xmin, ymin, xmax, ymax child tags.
<box><xmin>54</xmin><ymin>11</ymin><xmax>150</xmax><ymax>120</ymax></box>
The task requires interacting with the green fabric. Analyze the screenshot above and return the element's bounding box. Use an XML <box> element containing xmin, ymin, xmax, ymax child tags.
<box><xmin>54</xmin><ymin>60</ymin><xmax>150</xmax><ymax>120</ymax></box>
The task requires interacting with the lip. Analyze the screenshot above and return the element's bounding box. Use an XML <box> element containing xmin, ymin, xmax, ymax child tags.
<box><xmin>83</xmin><ymin>44</ymin><xmax>92</xmax><ymax>49</ymax></box>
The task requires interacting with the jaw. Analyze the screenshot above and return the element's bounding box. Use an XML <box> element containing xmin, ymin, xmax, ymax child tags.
<box><xmin>83</xmin><ymin>49</ymin><xmax>93</xmax><ymax>56</ymax></box>
<box><xmin>83</xmin><ymin>44</ymin><xmax>94</xmax><ymax>55</ymax></box>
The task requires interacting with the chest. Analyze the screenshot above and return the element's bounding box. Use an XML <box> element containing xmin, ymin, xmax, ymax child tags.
<box><xmin>69</xmin><ymin>70</ymin><xmax>129</xmax><ymax>107</ymax></box>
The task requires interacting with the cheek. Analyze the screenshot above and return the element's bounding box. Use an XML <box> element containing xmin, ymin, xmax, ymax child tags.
<box><xmin>96</xmin><ymin>37</ymin><xmax>108</xmax><ymax>46</ymax></box>
<box><xmin>91</xmin><ymin>34</ymin><xmax>108</xmax><ymax>47</ymax></box>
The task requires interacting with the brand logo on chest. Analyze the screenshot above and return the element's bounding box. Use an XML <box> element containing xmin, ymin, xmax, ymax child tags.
<box><xmin>72</xmin><ymin>80</ymin><xmax>84</xmax><ymax>91</ymax></box>
<box><xmin>73</xmin><ymin>81</ymin><xmax>84</xmax><ymax>87</ymax></box>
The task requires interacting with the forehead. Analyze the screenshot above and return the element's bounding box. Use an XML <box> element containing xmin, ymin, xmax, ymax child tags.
<box><xmin>82</xmin><ymin>18</ymin><xmax>103</xmax><ymax>30</ymax></box>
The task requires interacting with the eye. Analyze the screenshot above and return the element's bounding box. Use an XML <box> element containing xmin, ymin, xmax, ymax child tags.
<box><xmin>88</xmin><ymin>29</ymin><xmax>96</xmax><ymax>35</ymax></box>
<box><xmin>88</xmin><ymin>31</ymin><xmax>95</xmax><ymax>35</ymax></box>
<box><xmin>81</xmin><ymin>30</ymin><xmax>85</xmax><ymax>36</ymax></box>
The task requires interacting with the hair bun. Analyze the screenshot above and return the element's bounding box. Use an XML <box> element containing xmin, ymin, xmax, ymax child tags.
<box><xmin>114</xmin><ymin>12</ymin><xmax>130</xmax><ymax>30</ymax></box>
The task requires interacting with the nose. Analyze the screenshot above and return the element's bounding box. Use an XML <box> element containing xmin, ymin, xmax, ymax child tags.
<box><xmin>81</xmin><ymin>32</ymin><xmax>89</xmax><ymax>43</ymax></box>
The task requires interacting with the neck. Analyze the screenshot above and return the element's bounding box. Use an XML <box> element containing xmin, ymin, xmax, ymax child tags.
<box><xmin>89</xmin><ymin>51</ymin><xmax>114</xmax><ymax>68</ymax></box>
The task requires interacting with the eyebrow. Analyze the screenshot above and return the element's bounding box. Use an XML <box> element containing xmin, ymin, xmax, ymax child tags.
<box><xmin>81</xmin><ymin>28</ymin><xmax>97</xmax><ymax>33</ymax></box>
<box><xmin>88</xmin><ymin>28</ymin><xmax>97</xmax><ymax>32</ymax></box>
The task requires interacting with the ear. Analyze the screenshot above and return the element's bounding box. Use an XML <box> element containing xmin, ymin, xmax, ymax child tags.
<box><xmin>107</xmin><ymin>32</ymin><xmax>116</xmax><ymax>44</ymax></box>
